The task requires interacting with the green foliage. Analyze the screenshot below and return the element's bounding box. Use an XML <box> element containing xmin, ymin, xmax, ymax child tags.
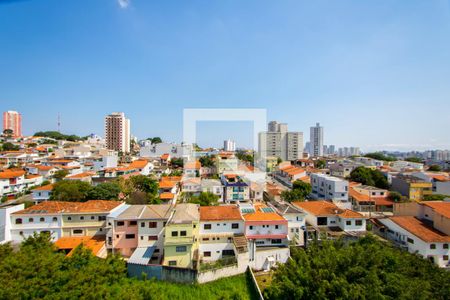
<box><xmin>2</xmin><ymin>129</ymin><xmax>13</xmax><ymax>136</ymax></box>
<box><xmin>388</xmin><ymin>191</ymin><xmax>403</xmax><ymax>202</ymax></box>
<box><xmin>39</xmin><ymin>138</ymin><xmax>58</xmax><ymax>145</ymax></box>
<box><xmin>0</xmin><ymin>233</ymin><xmax>256</xmax><ymax>299</ymax></box>
<box><xmin>405</xmin><ymin>157</ymin><xmax>422</xmax><ymax>163</ymax></box>
<box><xmin>50</xmin><ymin>180</ymin><xmax>93</xmax><ymax>202</ymax></box>
<box><xmin>314</xmin><ymin>159</ymin><xmax>326</xmax><ymax>169</ymax></box>
<box><xmin>350</xmin><ymin>166</ymin><xmax>389</xmax><ymax>189</ymax></box>
<box><xmin>189</xmin><ymin>192</ymin><xmax>219</xmax><ymax>206</ymax></box>
<box><xmin>88</xmin><ymin>182</ymin><xmax>121</xmax><ymax>200</ymax></box>
<box><xmin>146</xmin><ymin>137</ymin><xmax>162</xmax><ymax>144</ymax></box>
<box><xmin>199</xmin><ymin>155</ymin><xmax>215</xmax><ymax>168</ymax></box>
<box><xmin>119</xmin><ymin>175</ymin><xmax>160</xmax><ymax>204</ymax></box>
<box><xmin>170</xmin><ymin>158</ymin><xmax>184</xmax><ymax>168</ymax></box>
<box><xmin>236</xmin><ymin>151</ymin><xmax>254</xmax><ymax>165</ymax></box>
<box><xmin>34</xmin><ymin>131</ymin><xmax>84</xmax><ymax>141</ymax></box>
<box><xmin>53</xmin><ymin>169</ymin><xmax>69</xmax><ymax>180</ymax></box>
<box><xmin>364</xmin><ymin>152</ymin><xmax>397</xmax><ymax>161</ymax></box>
<box><xmin>423</xmin><ymin>194</ymin><xmax>450</xmax><ymax>201</ymax></box>
<box><xmin>281</xmin><ymin>181</ymin><xmax>312</xmax><ymax>202</ymax></box>
<box><xmin>428</xmin><ymin>165</ymin><xmax>442</xmax><ymax>172</ymax></box>
<box><xmin>264</xmin><ymin>236</ymin><xmax>450</xmax><ymax>300</ymax></box>
<box><xmin>1</xmin><ymin>142</ymin><xmax>20</xmax><ymax>151</ymax></box>
<box><xmin>276</xmin><ymin>157</ymin><xmax>283</xmax><ymax>164</ymax></box>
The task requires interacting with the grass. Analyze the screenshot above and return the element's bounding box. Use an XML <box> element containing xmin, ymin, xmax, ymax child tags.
<box><xmin>254</xmin><ymin>271</ymin><xmax>274</xmax><ymax>292</ymax></box>
<box><xmin>139</xmin><ymin>273</ymin><xmax>260</xmax><ymax>300</ymax></box>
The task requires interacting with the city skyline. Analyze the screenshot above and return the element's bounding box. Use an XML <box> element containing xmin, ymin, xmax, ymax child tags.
<box><xmin>1</xmin><ymin>1</ymin><xmax>450</xmax><ymax>151</ymax></box>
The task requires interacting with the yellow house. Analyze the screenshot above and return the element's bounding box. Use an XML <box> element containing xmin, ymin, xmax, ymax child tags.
<box><xmin>61</xmin><ymin>200</ymin><xmax>124</xmax><ymax>237</ymax></box>
<box><xmin>163</xmin><ymin>203</ymin><xmax>200</xmax><ymax>269</ymax></box>
<box><xmin>391</xmin><ymin>175</ymin><xmax>432</xmax><ymax>202</ymax></box>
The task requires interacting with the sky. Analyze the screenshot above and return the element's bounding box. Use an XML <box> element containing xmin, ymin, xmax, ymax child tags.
<box><xmin>1</xmin><ymin>0</ymin><xmax>450</xmax><ymax>151</ymax></box>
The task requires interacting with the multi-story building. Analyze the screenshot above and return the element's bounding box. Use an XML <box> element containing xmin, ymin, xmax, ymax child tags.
<box><xmin>223</xmin><ymin>139</ymin><xmax>236</xmax><ymax>152</ymax></box>
<box><xmin>391</xmin><ymin>174</ymin><xmax>433</xmax><ymax>201</ymax></box>
<box><xmin>10</xmin><ymin>200</ymin><xmax>124</xmax><ymax>242</ymax></box>
<box><xmin>0</xmin><ymin>169</ymin><xmax>26</xmax><ymax>197</ymax></box>
<box><xmin>140</xmin><ymin>142</ymin><xmax>193</xmax><ymax>160</ymax></box>
<box><xmin>310</xmin><ymin>173</ymin><xmax>350</xmax><ymax>209</ymax></box>
<box><xmin>107</xmin><ymin>204</ymin><xmax>173</xmax><ymax>259</ymax></box>
<box><xmin>199</xmin><ymin>205</ymin><xmax>244</xmax><ymax>262</ymax></box>
<box><xmin>163</xmin><ymin>203</ymin><xmax>200</xmax><ymax>269</ymax></box>
<box><xmin>2</xmin><ymin>110</ymin><xmax>22</xmax><ymax>137</ymax></box>
<box><xmin>269</xmin><ymin>201</ymin><xmax>306</xmax><ymax>246</ymax></box>
<box><xmin>104</xmin><ymin>112</ymin><xmax>131</xmax><ymax>153</ymax></box>
<box><xmin>349</xmin><ymin>184</ymin><xmax>393</xmax><ymax>212</ymax></box>
<box><xmin>216</xmin><ymin>152</ymin><xmax>239</xmax><ymax>173</ymax></box>
<box><xmin>410</xmin><ymin>172</ymin><xmax>450</xmax><ymax>195</ymax></box>
<box><xmin>309</xmin><ymin>123</ymin><xmax>324</xmax><ymax>157</ymax></box>
<box><xmin>221</xmin><ymin>174</ymin><xmax>250</xmax><ymax>203</ymax></box>
<box><xmin>0</xmin><ymin>203</ymin><xmax>24</xmax><ymax>243</ymax></box>
<box><xmin>258</xmin><ymin>121</ymin><xmax>303</xmax><ymax>161</ymax></box>
<box><xmin>379</xmin><ymin>216</ymin><xmax>449</xmax><ymax>268</ymax></box>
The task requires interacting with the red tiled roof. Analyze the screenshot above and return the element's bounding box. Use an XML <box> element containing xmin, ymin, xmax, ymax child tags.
<box><xmin>200</xmin><ymin>205</ymin><xmax>242</xmax><ymax>221</ymax></box>
<box><xmin>55</xmin><ymin>236</ymin><xmax>105</xmax><ymax>256</ymax></box>
<box><xmin>129</xmin><ymin>159</ymin><xmax>148</xmax><ymax>169</ymax></box>
<box><xmin>243</xmin><ymin>204</ymin><xmax>286</xmax><ymax>222</ymax></box>
<box><xmin>389</xmin><ymin>216</ymin><xmax>450</xmax><ymax>243</ymax></box>
<box><xmin>13</xmin><ymin>200</ymin><xmax>122</xmax><ymax>215</ymax></box>
<box><xmin>33</xmin><ymin>184</ymin><xmax>54</xmax><ymax>191</ymax></box>
<box><xmin>185</xmin><ymin>161</ymin><xmax>201</xmax><ymax>169</ymax></box>
<box><xmin>159</xmin><ymin>192</ymin><xmax>175</xmax><ymax>200</ymax></box>
<box><xmin>421</xmin><ymin>201</ymin><xmax>450</xmax><ymax>219</ymax></box>
<box><xmin>0</xmin><ymin>170</ymin><xmax>26</xmax><ymax>179</ymax></box>
<box><xmin>66</xmin><ymin>172</ymin><xmax>95</xmax><ymax>179</ymax></box>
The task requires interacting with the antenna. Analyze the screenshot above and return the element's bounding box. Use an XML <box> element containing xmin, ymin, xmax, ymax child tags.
<box><xmin>57</xmin><ymin>113</ymin><xmax>61</xmax><ymax>133</ymax></box>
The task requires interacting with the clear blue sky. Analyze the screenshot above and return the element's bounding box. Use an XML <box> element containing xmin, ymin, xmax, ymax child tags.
<box><xmin>1</xmin><ymin>0</ymin><xmax>450</xmax><ymax>151</ymax></box>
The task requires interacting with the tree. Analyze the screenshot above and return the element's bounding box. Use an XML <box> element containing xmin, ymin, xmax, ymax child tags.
<box><xmin>50</xmin><ymin>180</ymin><xmax>92</xmax><ymax>202</ymax></box>
<box><xmin>264</xmin><ymin>235</ymin><xmax>450</xmax><ymax>300</ymax></box>
<box><xmin>292</xmin><ymin>180</ymin><xmax>312</xmax><ymax>197</ymax></box>
<box><xmin>189</xmin><ymin>192</ymin><xmax>219</xmax><ymax>206</ymax></box>
<box><xmin>364</xmin><ymin>152</ymin><xmax>397</xmax><ymax>161</ymax></box>
<box><xmin>405</xmin><ymin>157</ymin><xmax>422</xmax><ymax>163</ymax></box>
<box><xmin>34</xmin><ymin>131</ymin><xmax>83</xmax><ymax>141</ymax></box>
<box><xmin>53</xmin><ymin>169</ymin><xmax>69</xmax><ymax>180</ymax></box>
<box><xmin>118</xmin><ymin>175</ymin><xmax>159</xmax><ymax>204</ymax></box>
<box><xmin>315</xmin><ymin>159</ymin><xmax>326</xmax><ymax>169</ymax></box>
<box><xmin>199</xmin><ymin>155</ymin><xmax>215</xmax><ymax>168</ymax></box>
<box><xmin>2</xmin><ymin>129</ymin><xmax>13</xmax><ymax>137</ymax></box>
<box><xmin>281</xmin><ymin>189</ymin><xmax>308</xmax><ymax>202</ymax></box>
<box><xmin>147</xmin><ymin>137</ymin><xmax>162</xmax><ymax>144</ymax></box>
<box><xmin>170</xmin><ymin>157</ymin><xmax>184</xmax><ymax>168</ymax></box>
<box><xmin>277</xmin><ymin>157</ymin><xmax>283</xmax><ymax>165</ymax></box>
<box><xmin>88</xmin><ymin>182</ymin><xmax>121</xmax><ymax>200</ymax></box>
<box><xmin>1</xmin><ymin>142</ymin><xmax>19</xmax><ymax>151</ymax></box>
<box><xmin>388</xmin><ymin>191</ymin><xmax>403</xmax><ymax>202</ymax></box>
<box><xmin>350</xmin><ymin>166</ymin><xmax>389</xmax><ymax>189</ymax></box>
<box><xmin>428</xmin><ymin>165</ymin><xmax>442</xmax><ymax>172</ymax></box>
<box><xmin>423</xmin><ymin>194</ymin><xmax>450</xmax><ymax>201</ymax></box>
<box><xmin>236</xmin><ymin>151</ymin><xmax>254</xmax><ymax>165</ymax></box>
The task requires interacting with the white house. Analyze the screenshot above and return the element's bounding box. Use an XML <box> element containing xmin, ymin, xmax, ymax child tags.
<box><xmin>310</xmin><ymin>173</ymin><xmax>350</xmax><ymax>209</ymax></box>
<box><xmin>379</xmin><ymin>216</ymin><xmax>449</xmax><ymax>268</ymax></box>
<box><xmin>31</xmin><ymin>184</ymin><xmax>54</xmax><ymax>203</ymax></box>
<box><xmin>199</xmin><ymin>205</ymin><xmax>245</xmax><ymax>262</ymax></box>
<box><xmin>0</xmin><ymin>203</ymin><xmax>24</xmax><ymax>243</ymax></box>
<box><xmin>269</xmin><ymin>201</ymin><xmax>306</xmax><ymax>246</ymax></box>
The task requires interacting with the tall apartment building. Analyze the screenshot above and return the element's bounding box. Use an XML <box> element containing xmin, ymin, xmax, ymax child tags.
<box><xmin>3</xmin><ymin>111</ymin><xmax>22</xmax><ymax>137</ymax></box>
<box><xmin>223</xmin><ymin>139</ymin><xmax>236</xmax><ymax>152</ymax></box>
<box><xmin>105</xmin><ymin>112</ymin><xmax>130</xmax><ymax>153</ymax></box>
<box><xmin>310</xmin><ymin>122</ymin><xmax>323</xmax><ymax>157</ymax></box>
<box><xmin>258</xmin><ymin>121</ymin><xmax>303</xmax><ymax>161</ymax></box>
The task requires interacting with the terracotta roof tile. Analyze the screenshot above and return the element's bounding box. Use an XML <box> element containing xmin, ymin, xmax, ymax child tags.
<box><xmin>13</xmin><ymin>200</ymin><xmax>122</xmax><ymax>215</ymax></box>
<box><xmin>200</xmin><ymin>205</ymin><xmax>243</xmax><ymax>221</ymax></box>
<box><xmin>389</xmin><ymin>216</ymin><xmax>450</xmax><ymax>243</ymax></box>
<box><xmin>421</xmin><ymin>201</ymin><xmax>450</xmax><ymax>219</ymax></box>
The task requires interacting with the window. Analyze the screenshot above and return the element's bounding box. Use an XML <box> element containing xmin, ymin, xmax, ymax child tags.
<box><xmin>148</xmin><ymin>236</ymin><xmax>158</xmax><ymax>241</ymax></box>
<box><xmin>129</xmin><ymin>221</ymin><xmax>137</xmax><ymax>226</ymax></box>
<box><xmin>232</xmin><ymin>223</ymin><xmax>239</xmax><ymax>229</ymax></box>
<box><xmin>355</xmin><ymin>220</ymin><xmax>363</xmax><ymax>226</ymax></box>
<box><xmin>98</xmin><ymin>216</ymin><xmax>106</xmax><ymax>221</ymax></box>
<box><xmin>116</xmin><ymin>234</ymin><xmax>120</xmax><ymax>238</ymax></box>
<box><xmin>91</xmin><ymin>216</ymin><xmax>95</xmax><ymax>220</ymax></box>
<box><xmin>149</xmin><ymin>222</ymin><xmax>157</xmax><ymax>228</ymax></box>
<box><xmin>222</xmin><ymin>249</ymin><xmax>234</xmax><ymax>256</ymax></box>
<box><xmin>204</xmin><ymin>224</ymin><xmax>212</xmax><ymax>230</ymax></box>
<box><xmin>171</xmin><ymin>231</ymin><xmax>178</xmax><ymax>237</ymax></box>
<box><xmin>407</xmin><ymin>238</ymin><xmax>414</xmax><ymax>244</ymax></box>
<box><xmin>52</xmin><ymin>217</ymin><xmax>57</xmax><ymax>222</ymax></box>
<box><xmin>176</xmin><ymin>246</ymin><xmax>187</xmax><ymax>252</ymax></box>
<box><xmin>117</xmin><ymin>221</ymin><xmax>125</xmax><ymax>226</ymax></box>
<box><xmin>140</xmin><ymin>236</ymin><xmax>143</xmax><ymax>240</ymax></box>
<box><xmin>346</xmin><ymin>221</ymin><xmax>352</xmax><ymax>226</ymax></box>
<box><xmin>249</xmin><ymin>225</ymin><xmax>254</xmax><ymax>230</ymax></box>
<box><xmin>169</xmin><ymin>261</ymin><xmax>177</xmax><ymax>266</ymax></box>
<box><xmin>275</xmin><ymin>225</ymin><xmax>279</xmax><ymax>229</ymax></box>
<box><xmin>154</xmin><ymin>248</ymin><xmax>160</xmax><ymax>253</ymax></box>
<box><xmin>80</xmin><ymin>216</ymin><xmax>84</xmax><ymax>220</ymax></box>
<box><xmin>444</xmin><ymin>244</ymin><xmax>449</xmax><ymax>249</ymax></box>
<box><xmin>28</xmin><ymin>218</ymin><xmax>34</xmax><ymax>222</ymax></box>
<box><xmin>204</xmin><ymin>251</ymin><xmax>211</xmax><ymax>257</ymax></box>
<box><xmin>125</xmin><ymin>234</ymin><xmax>135</xmax><ymax>239</ymax></box>
<box><xmin>73</xmin><ymin>229</ymin><xmax>83</xmax><ymax>235</ymax></box>
<box><xmin>444</xmin><ymin>255</ymin><xmax>449</xmax><ymax>261</ymax></box>
<box><xmin>271</xmin><ymin>239</ymin><xmax>282</xmax><ymax>244</ymax></box>
<box><xmin>141</xmin><ymin>222</ymin><xmax>145</xmax><ymax>227</ymax></box>
<box><xmin>180</xmin><ymin>231</ymin><xmax>187</xmax><ymax>236</ymax></box>
<box><xmin>68</xmin><ymin>217</ymin><xmax>72</xmax><ymax>221</ymax></box>
<box><xmin>430</xmin><ymin>244</ymin><xmax>436</xmax><ymax>249</ymax></box>
<box><xmin>15</xmin><ymin>218</ymin><xmax>22</xmax><ymax>224</ymax></box>
<box><xmin>40</xmin><ymin>217</ymin><xmax>45</xmax><ymax>222</ymax></box>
